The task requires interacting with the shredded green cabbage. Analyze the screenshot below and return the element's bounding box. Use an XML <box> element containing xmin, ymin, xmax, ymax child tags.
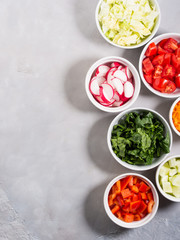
<box><xmin>98</xmin><ymin>0</ymin><xmax>159</xmax><ymax>46</ymax></box>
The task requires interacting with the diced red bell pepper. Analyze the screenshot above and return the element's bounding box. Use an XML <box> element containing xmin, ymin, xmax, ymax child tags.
<box><xmin>138</xmin><ymin>201</ymin><xmax>147</xmax><ymax>213</ymax></box>
<box><xmin>124</xmin><ymin>213</ymin><xmax>134</xmax><ymax>223</ymax></box>
<box><xmin>147</xmin><ymin>200</ymin><xmax>154</xmax><ymax>213</ymax></box>
<box><xmin>121</xmin><ymin>188</ymin><xmax>133</xmax><ymax>199</ymax></box>
<box><xmin>111</xmin><ymin>205</ymin><xmax>120</xmax><ymax>214</ymax></box>
<box><xmin>132</xmin><ymin>193</ymin><xmax>139</xmax><ymax>202</ymax></box>
<box><xmin>134</xmin><ymin>214</ymin><xmax>141</xmax><ymax>221</ymax></box>
<box><xmin>116</xmin><ymin>195</ymin><xmax>124</xmax><ymax>207</ymax></box>
<box><xmin>139</xmin><ymin>182</ymin><xmax>150</xmax><ymax>192</ymax></box>
<box><xmin>122</xmin><ymin>205</ymin><xmax>130</xmax><ymax>213</ymax></box>
<box><xmin>141</xmin><ymin>192</ymin><xmax>148</xmax><ymax>200</ymax></box>
<box><xmin>142</xmin><ymin>58</ymin><xmax>154</xmax><ymax>74</ymax></box>
<box><xmin>131</xmin><ymin>185</ymin><xmax>139</xmax><ymax>194</ymax></box>
<box><xmin>116</xmin><ymin>210</ymin><xmax>122</xmax><ymax>220</ymax></box>
<box><xmin>121</xmin><ymin>176</ymin><xmax>133</xmax><ymax>190</ymax></box>
<box><xmin>147</xmin><ymin>192</ymin><xmax>154</xmax><ymax>201</ymax></box>
<box><xmin>130</xmin><ymin>200</ymin><xmax>141</xmax><ymax>213</ymax></box>
<box><xmin>133</xmin><ymin>177</ymin><xmax>138</xmax><ymax>185</ymax></box>
<box><xmin>128</xmin><ymin>177</ymin><xmax>134</xmax><ymax>187</ymax></box>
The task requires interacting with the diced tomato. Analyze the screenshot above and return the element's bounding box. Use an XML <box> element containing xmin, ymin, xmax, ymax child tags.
<box><xmin>121</xmin><ymin>176</ymin><xmax>133</xmax><ymax>190</ymax></box>
<box><xmin>147</xmin><ymin>192</ymin><xmax>154</xmax><ymax>201</ymax></box>
<box><xmin>141</xmin><ymin>192</ymin><xmax>148</xmax><ymax>200</ymax></box>
<box><xmin>163</xmin><ymin>53</ymin><xmax>172</xmax><ymax>66</ymax></box>
<box><xmin>175</xmin><ymin>48</ymin><xmax>180</xmax><ymax>58</ymax></box>
<box><xmin>153</xmin><ymin>78</ymin><xmax>169</xmax><ymax>92</ymax></box>
<box><xmin>175</xmin><ymin>74</ymin><xmax>180</xmax><ymax>88</ymax></box>
<box><xmin>153</xmin><ymin>65</ymin><xmax>163</xmax><ymax>80</ymax></box>
<box><xmin>158</xmin><ymin>45</ymin><xmax>168</xmax><ymax>55</ymax></box>
<box><xmin>147</xmin><ymin>200</ymin><xmax>154</xmax><ymax>213</ymax></box>
<box><xmin>172</xmin><ymin>54</ymin><xmax>180</xmax><ymax>69</ymax></box>
<box><xmin>144</xmin><ymin>74</ymin><xmax>153</xmax><ymax>84</ymax></box>
<box><xmin>111</xmin><ymin>205</ymin><xmax>120</xmax><ymax>214</ymax></box>
<box><xmin>163</xmin><ymin>38</ymin><xmax>178</xmax><ymax>52</ymax></box>
<box><xmin>138</xmin><ymin>201</ymin><xmax>147</xmax><ymax>213</ymax></box>
<box><xmin>130</xmin><ymin>200</ymin><xmax>141</xmax><ymax>213</ymax></box>
<box><xmin>124</xmin><ymin>213</ymin><xmax>134</xmax><ymax>223</ymax></box>
<box><xmin>145</xmin><ymin>42</ymin><xmax>157</xmax><ymax>56</ymax></box>
<box><xmin>139</xmin><ymin>182</ymin><xmax>150</xmax><ymax>192</ymax></box>
<box><xmin>152</xmin><ymin>54</ymin><xmax>164</xmax><ymax>66</ymax></box>
<box><xmin>162</xmin><ymin>80</ymin><xmax>176</xmax><ymax>93</ymax></box>
<box><xmin>121</xmin><ymin>188</ymin><xmax>133</xmax><ymax>199</ymax></box>
<box><xmin>162</xmin><ymin>64</ymin><xmax>176</xmax><ymax>79</ymax></box>
<box><xmin>158</xmin><ymin>38</ymin><xmax>168</xmax><ymax>48</ymax></box>
<box><xmin>142</xmin><ymin>58</ymin><xmax>154</xmax><ymax>74</ymax></box>
<box><xmin>131</xmin><ymin>185</ymin><xmax>139</xmax><ymax>194</ymax></box>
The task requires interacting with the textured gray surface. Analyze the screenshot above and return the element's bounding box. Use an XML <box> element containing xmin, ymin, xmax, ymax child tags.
<box><xmin>0</xmin><ymin>0</ymin><xmax>179</xmax><ymax>239</ymax></box>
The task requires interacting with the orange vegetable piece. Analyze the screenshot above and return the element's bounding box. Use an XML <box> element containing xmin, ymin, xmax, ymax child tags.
<box><xmin>132</xmin><ymin>193</ymin><xmax>139</xmax><ymax>202</ymax></box>
<box><xmin>116</xmin><ymin>180</ymin><xmax>121</xmax><ymax>194</ymax></box>
<box><xmin>133</xmin><ymin>177</ymin><xmax>138</xmax><ymax>185</ymax></box>
<box><xmin>147</xmin><ymin>192</ymin><xmax>154</xmax><ymax>201</ymax></box>
<box><xmin>141</xmin><ymin>192</ymin><xmax>148</xmax><ymax>200</ymax></box>
<box><xmin>121</xmin><ymin>188</ymin><xmax>133</xmax><ymax>199</ymax></box>
<box><xmin>124</xmin><ymin>213</ymin><xmax>134</xmax><ymax>223</ymax></box>
<box><xmin>134</xmin><ymin>214</ymin><xmax>141</xmax><ymax>221</ymax></box>
<box><xmin>131</xmin><ymin>185</ymin><xmax>139</xmax><ymax>193</ymax></box>
<box><xmin>147</xmin><ymin>200</ymin><xmax>154</xmax><ymax>213</ymax></box>
<box><xmin>116</xmin><ymin>210</ymin><xmax>122</xmax><ymax>220</ymax></box>
<box><xmin>172</xmin><ymin>101</ymin><xmax>180</xmax><ymax>132</ymax></box>
<box><xmin>111</xmin><ymin>205</ymin><xmax>120</xmax><ymax>214</ymax></box>
<box><xmin>108</xmin><ymin>194</ymin><xmax>114</xmax><ymax>206</ymax></box>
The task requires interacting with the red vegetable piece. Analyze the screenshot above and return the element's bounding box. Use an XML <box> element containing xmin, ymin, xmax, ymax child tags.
<box><xmin>116</xmin><ymin>195</ymin><xmax>125</xmax><ymax>207</ymax></box>
<box><xmin>147</xmin><ymin>192</ymin><xmax>154</xmax><ymax>201</ymax></box>
<box><xmin>147</xmin><ymin>200</ymin><xmax>154</xmax><ymax>213</ymax></box>
<box><xmin>139</xmin><ymin>182</ymin><xmax>150</xmax><ymax>192</ymax></box>
<box><xmin>175</xmin><ymin>48</ymin><xmax>180</xmax><ymax>58</ymax></box>
<box><xmin>162</xmin><ymin>64</ymin><xmax>176</xmax><ymax>79</ymax></box>
<box><xmin>130</xmin><ymin>200</ymin><xmax>141</xmax><ymax>213</ymax></box>
<box><xmin>121</xmin><ymin>188</ymin><xmax>133</xmax><ymax>199</ymax></box>
<box><xmin>158</xmin><ymin>45</ymin><xmax>168</xmax><ymax>55</ymax></box>
<box><xmin>111</xmin><ymin>205</ymin><xmax>120</xmax><ymax>214</ymax></box>
<box><xmin>134</xmin><ymin>214</ymin><xmax>141</xmax><ymax>221</ymax></box>
<box><xmin>172</xmin><ymin>54</ymin><xmax>180</xmax><ymax>69</ymax></box>
<box><xmin>162</xmin><ymin>80</ymin><xmax>176</xmax><ymax>93</ymax></box>
<box><xmin>121</xmin><ymin>176</ymin><xmax>133</xmax><ymax>190</ymax></box>
<box><xmin>175</xmin><ymin>74</ymin><xmax>180</xmax><ymax>88</ymax></box>
<box><xmin>158</xmin><ymin>38</ymin><xmax>168</xmax><ymax>48</ymax></box>
<box><xmin>141</xmin><ymin>192</ymin><xmax>148</xmax><ymax>200</ymax></box>
<box><xmin>132</xmin><ymin>193</ymin><xmax>139</xmax><ymax>202</ymax></box>
<box><xmin>163</xmin><ymin>38</ymin><xmax>178</xmax><ymax>52</ymax></box>
<box><xmin>153</xmin><ymin>65</ymin><xmax>163</xmax><ymax>80</ymax></box>
<box><xmin>144</xmin><ymin>74</ymin><xmax>153</xmax><ymax>84</ymax></box>
<box><xmin>152</xmin><ymin>54</ymin><xmax>164</xmax><ymax>66</ymax></box>
<box><xmin>124</xmin><ymin>213</ymin><xmax>134</xmax><ymax>223</ymax></box>
<box><xmin>163</xmin><ymin>53</ymin><xmax>172</xmax><ymax>66</ymax></box>
<box><xmin>138</xmin><ymin>201</ymin><xmax>147</xmax><ymax>213</ymax></box>
<box><xmin>142</xmin><ymin>58</ymin><xmax>154</xmax><ymax>74</ymax></box>
<box><xmin>145</xmin><ymin>42</ymin><xmax>157</xmax><ymax>56</ymax></box>
<box><xmin>131</xmin><ymin>185</ymin><xmax>139</xmax><ymax>194</ymax></box>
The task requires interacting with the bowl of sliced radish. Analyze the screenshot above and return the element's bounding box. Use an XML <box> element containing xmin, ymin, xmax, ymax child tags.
<box><xmin>85</xmin><ymin>56</ymin><xmax>141</xmax><ymax>112</ymax></box>
<box><xmin>139</xmin><ymin>33</ymin><xmax>180</xmax><ymax>98</ymax></box>
<box><xmin>104</xmin><ymin>173</ymin><xmax>159</xmax><ymax>228</ymax></box>
<box><xmin>107</xmin><ymin>107</ymin><xmax>172</xmax><ymax>171</ymax></box>
<box><xmin>156</xmin><ymin>155</ymin><xmax>180</xmax><ymax>202</ymax></box>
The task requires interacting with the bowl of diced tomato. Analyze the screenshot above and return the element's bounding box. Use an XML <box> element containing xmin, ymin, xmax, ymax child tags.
<box><xmin>104</xmin><ymin>173</ymin><xmax>159</xmax><ymax>228</ymax></box>
<box><xmin>139</xmin><ymin>33</ymin><xmax>180</xmax><ymax>98</ymax></box>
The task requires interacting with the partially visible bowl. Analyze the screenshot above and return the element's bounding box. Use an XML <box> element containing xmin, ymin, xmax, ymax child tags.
<box><xmin>169</xmin><ymin>97</ymin><xmax>180</xmax><ymax>136</ymax></box>
<box><xmin>85</xmin><ymin>56</ymin><xmax>141</xmax><ymax>113</ymax></box>
<box><xmin>104</xmin><ymin>173</ymin><xmax>159</xmax><ymax>228</ymax></box>
<box><xmin>156</xmin><ymin>155</ymin><xmax>180</xmax><ymax>202</ymax></box>
<box><xmin>107</xmin><ymin>107</ymin><xmax>173</xmax><ymax>171</ymax></box>
<box><xmin>95</xmin><ymin>0</ymin><xmax>161</xmax><ymax>49</ymax></box>
<box><xmin>139</xmin><ymin>33</ymin><xmax>180</xmax><ymax>98</ymax></box>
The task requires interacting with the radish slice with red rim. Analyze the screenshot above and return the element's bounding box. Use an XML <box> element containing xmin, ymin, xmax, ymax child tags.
<box><xmin>112</xmin><ymin>78</ymin><xmax>124</xmax><ymax>95</ymax></box>
<box><xmin>111</xmin><ymin>62</ymin><xmax>121</xmax><ymax>68</ymax></box>
<box><xmin>113</xmin><ymin>91</ymin><xmax>120</xmax><ymax>101</ymax></box>
<box><xmin>95</xmin><ymin>65</ymin><xmax>110</xmax><ymax>77</ymax></box>
<box><xmin>89</xmin><ymin>78</ymin><xmax>100</xmax><ymax>96</ymax></box>
<box><xmin>124</xmin><ymin>81</ymin><xmax>134</xmax><ymax>98</ymax></box>
<box><xmin>125</xmin><ymin>66</ymin><xmax>132</xmax><ymax>79</ymax></box>
<box><xmin>100</xmin><ymin>83</ymin><xmax>114</xmax><ymax>103</ymax></box>
<box><xmin>112</xmin><ymin>100</ymin><xmax>124</xmax><ymax>107</ymax></box>
<box><xmin>113</xmin><ymin>69</ymin><xmax>127</xmax><ymax>83</ymax></box>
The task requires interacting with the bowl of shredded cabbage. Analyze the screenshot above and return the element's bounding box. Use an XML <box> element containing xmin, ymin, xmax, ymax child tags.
<box><xmin>96</xmin><ymin>0</ymin><xmax>161</xmax><ymax>49</ymax></box>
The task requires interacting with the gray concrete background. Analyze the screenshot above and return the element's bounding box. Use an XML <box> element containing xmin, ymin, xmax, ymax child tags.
<box><xmin>0</xmin><ymin>0</ymin><xmax>179</xmax><ymax>239</ymax></box>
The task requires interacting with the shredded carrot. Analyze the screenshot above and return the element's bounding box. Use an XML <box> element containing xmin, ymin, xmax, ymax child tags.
<box><xmin>172</xmin><ymin>101</ymin><xmax>180</xmax><ymax>132</ymax></box>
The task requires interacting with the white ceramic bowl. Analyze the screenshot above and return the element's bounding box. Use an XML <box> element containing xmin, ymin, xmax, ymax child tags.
<box><xmin>107</xmin><ymin>107</ymin><xmax>173</xmax><ymax>171</ymax></box>
<box><xmin>139</xmin><ymin>33</ymin><xmax>180</xmax><ymax>98</ymax></box>
<box><xmin>104</xmin><ymin>173</ymin><xmax>159</xmax><ymax>228</ymax></box>
<box><xmin>169</xmin><ymin>97</ymin><xmax>180</xmax><ymax>136</ymax></box>
<box><xmin>85</xmin><ymin>56</ymin><xmax>141</xmax><ymax>113</ymax></box>
<box><xmin>95</xmin><ymin>0</ymin><xmax>161</xmax><ymax>49</ymax></box>
<box><xmin>156</xmin><ymin>155</ymin><xmax>180</xmax><ymax>202</ymax></box>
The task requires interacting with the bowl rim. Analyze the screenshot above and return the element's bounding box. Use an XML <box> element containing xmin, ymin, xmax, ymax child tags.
<box><xmin>169</xmin><ymin>97</ymin><xmax>180</xmax><ymax>136</ymax></box>
<box><xmin>85</xmin><ymin>56</ymin><xmax>141</xmax><ymax>113</ymax></box>
<box><xmin>95</xmin><ymin>0</ymin><xmax>161</xmax><ymax>49</ymax></box>
<box><xmin>107</xmin><ymin>107</ymin><xmax>173</xmax><ymax>171</ymax></box>
<box><xmin>139</xmin><ymin>32</ymin><xmax>180</xmax><ymax>98</ymax></box>
<box><xmin>155</xmin><ymin>155</ymin><xmax>180</xmax><ymax>202</ymax></box>
<box><xmin>104</xmin><ymin>173</ymin><xmax>159</xmax><ymax>228</ymax></box>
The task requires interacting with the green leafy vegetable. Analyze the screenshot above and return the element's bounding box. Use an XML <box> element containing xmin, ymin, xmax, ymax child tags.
<box><xmin>111</xmin><ymin>111</ymin><xmax>170</xmax><ymax>165</ymax></box>
<box><xmin>98</xmin><ymin>0</ymin><xmax>159</xmax><ymax>46</ymax></box>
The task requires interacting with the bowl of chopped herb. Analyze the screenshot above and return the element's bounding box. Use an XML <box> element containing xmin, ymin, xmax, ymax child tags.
<box><xmin>107</xmin><ymin>107</ymin><xmax>172</xmax><ymax>171</ymax></box>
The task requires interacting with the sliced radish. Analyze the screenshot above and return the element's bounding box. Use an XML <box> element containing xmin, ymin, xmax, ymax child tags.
<box><xmin>112</xmin><ymin>100</ymin><xmax>123</xmax><ymax>107</ymax></box>
<box><xmin>101</xmin><ymin>98</ymin><xmax>115</xmax><ymax>106</ymax></box>
<box><xmin>113</xmin><ymin>69</ymin><xmax>127</xmax><ymax>83</ymax></box>
<box><xmin>119</xmin><ymin>93</ymin><xmax>129</xmax><ymax>102</ymax></box>
<box><xmin>113</xmin><ymin>91</ymin><xmax>120</xmax><ymax>101</ymax></box>
<box><xmin>100</xmin><ymin>83</ymin><xmax>114</xmax><ymax>103</ymax></box>
<box><xmin>94</xmin><ymin>76</ymin><xmax>106</xmax><ymax>86</ymax></box>
<box><xmin>94</xmin><ymin>95</ymin><xmax>104</xmax><ymax>104</ymax></box>
<box><xmin>95</xmin><ymin>65</ymin><xmax>110</xmax><ymax>77</ymax></box>
<box><xmin>124</xmin><ymin>81</ymin><xmax>134</xmax><ymax>98</ymax></box>
<box><xmin>118</xmin><ymin>65</ymin><xmax>124</xmax><ymax>70</ymax></box>
<box><xmin>125</xmin><ymin>66</ymin><xmax>132</xmax><ymax>79</ymax></box>
<box><xmin>112</xmin><ymin>78</ymin><xmax>124</xmax><ymax>95</ymax></box>
<box><xmin>111</xmin><ymin>62</ymin><xmax>121</xmax><ymax>68</ymax></box>
<box><xmin>89</xmin><ymin>78</ymin><xmax>100</xmax><ymax>96</ymax></box>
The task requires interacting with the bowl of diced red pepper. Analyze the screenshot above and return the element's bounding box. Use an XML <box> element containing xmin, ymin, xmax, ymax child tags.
<box><xmin>139</xmin><ymin>33</ymin><xmax>180</xmax><ymax>98</ymax></box>
<box><xmin>104</xmin><ymin>173</ymin><xmax>159</xmax><ymax>228</ymax></box>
